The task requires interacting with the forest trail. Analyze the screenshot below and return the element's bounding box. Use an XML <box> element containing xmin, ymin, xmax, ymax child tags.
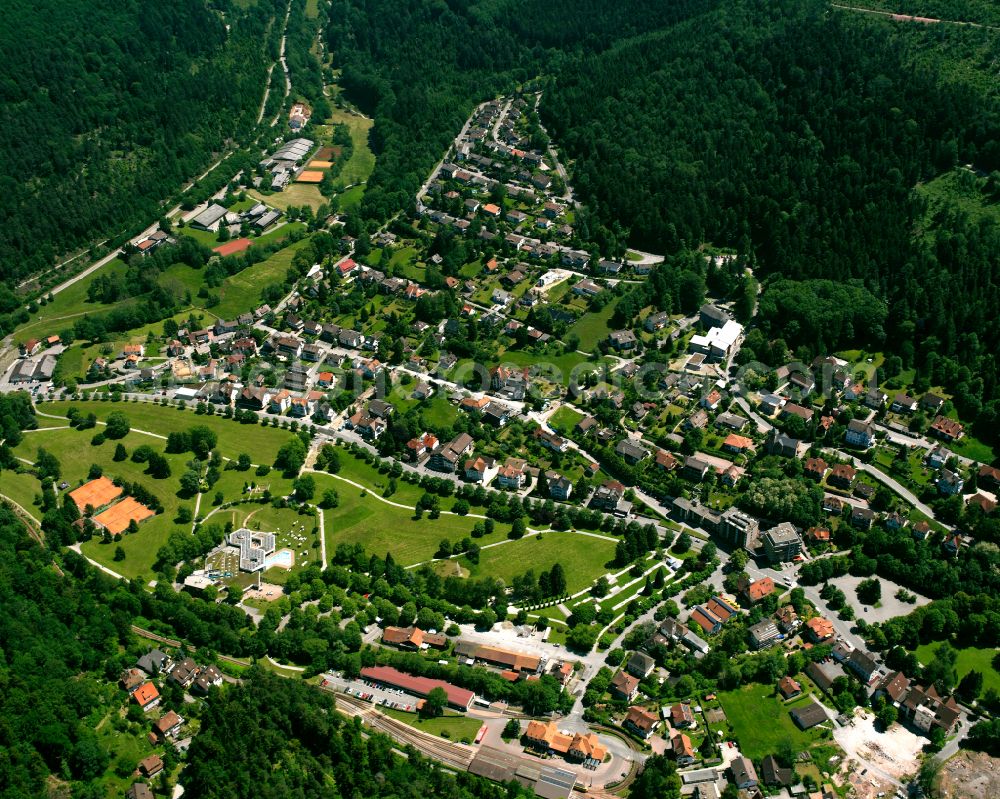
<box><xmin>831</xmin><ymin>3</ymin><xmax>999</xmax><ymax>30</ymax></box>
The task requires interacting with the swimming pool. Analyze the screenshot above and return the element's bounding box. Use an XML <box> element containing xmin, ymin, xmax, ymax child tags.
<box><xmin>265</xmin><ymin>548</ymin><xmax>295</xmax><ymax>569</ymax></box>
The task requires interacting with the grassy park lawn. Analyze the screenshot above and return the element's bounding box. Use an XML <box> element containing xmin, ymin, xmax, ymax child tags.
<box><xmin>0</xmin><ymin>468</ymin><xmax>46</xmax><ymax>518</ymax></box>
<box><xmin>328</xmin><ymin>107</ymin><xmax>375</xmax><ymax>188</ymax></box>
<box><xmin>381</xmin><ymin>707</ymin><xmax>483</xmax><ymax>743</ymax></box>
<box><xmin>461</xmin><ymin>533</ymin><xmax>616</xmax><ymax>594</ymax></box>
<box><xmin>718</xmin><ymin>684</ymin><xmax>829</xmax><ymax>760</ymax></box>
<box><xmin>913</xmin><ymin>643</ymin><xmax>1000</xmax><ymax>694</ymax></box>
<box><xmin>14</xmin><ymin>259</ymin><xmax>131</xmax><ymax>341</ymax></box>
<box><xmin>495</xmin><ymin>348</ymin><xmax>606</xmax><ymax>386</ymax></box>
<box><xmin>949</xmin><ymin>433</ymin><xmax>995</xmax><ymax>465</ymax></box>
<box><xmin>548</xmin><ymin>404</ymin><xmax>585</xmax><ymax>433</ymax></box>
<box><xmin>419</xmin><ymin>394</ymin><xmax>459</xmax><ymax>429</ymax></box>
<box><xmin>567</xmin><ymin>298</ymin><xmax>621</xmax><ymax>352</ymax></box>
<box><xmin>318</xmin><ymin>452</ymin><xmax>436</xmax><ymax>508</ymax></box>
<box><xmin>41</xmin><ymin>400</ymin><xmax>299</xmax><ymax>466</ymax></box>
<box><xmin>12</xmin><ymin>426</ymin><xmax>196</xmax><ymax>578</ymax></box>
<box><xmin>250</xmin><ymin>183</ymin><xmax>325</xmax><ymax>212</ymax></box>
<box><xmin>338</xmin><ymin>184</ymin><xmax>365</xmax><ymax>213</ymax></box>
<box><xmin>212</xmin><ymin>237</ymin><xmax>312</xmax><ymax>318</ymax></box>
<box><xmin>310</xmin><ymin>473</ymin><xmax>491</xmax><ymax>565</ymax></box>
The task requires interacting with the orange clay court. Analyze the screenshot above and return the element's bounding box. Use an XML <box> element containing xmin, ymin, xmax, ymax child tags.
<box><xmin>69</xmin><ymin>476</ymin><xmax>122</xmax><ymax>512</ymax></box>
<box><xmin>308</xmin><ymin>160</ymin><xmax>333</xmax><ymax>169</ymax></box>
<box><xmin>213</xmin><ymin>238</ymin><xmax>253</xmax><ymax>257</ymax></box>
<box><xmin>296</xmin><ymin>170</ymin><xmax>324</xmax><ymax>183</ymax></box>
<box><xmin>93</xmin><ymin>497</ymin><xmax>155</xmax><ymax>535</ymax></box>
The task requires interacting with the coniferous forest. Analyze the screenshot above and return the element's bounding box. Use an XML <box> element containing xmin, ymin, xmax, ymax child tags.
<box><xmin>327</xmin><ymin>0</ymin><xmax>1000</xmax><ymax>443</ymax></box>
<box><xmin>0</xmin><ymin>0</ymin><xmax>281</xmax><ymax>284</ymax></box>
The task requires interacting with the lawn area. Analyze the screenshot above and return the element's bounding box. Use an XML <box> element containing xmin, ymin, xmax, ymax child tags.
<box><xmin>548</xmin><ymin>404</ymin><xmax>585</xmax><ymax>433</ymax></box>
<box><xmin>310</xmin><ymin>473</ymin><xmax>493</xmax><ymax>565</ymax></box>
<box><xmin>249</xmin><ymin>184</ymin><xmax>325</xmax><ymax>212</ymax></box>
<box><xmin>567</xmin><ymin>298</ymin><xmax>621</xmax><ymax>352</ymax></box>
<box><xmin>319</xmin><ymin>452</ymin><xmax>434</xmax><ymax>508</ymax></box>
<box><xmin>14</xmin><ymin>258</ymin><xmax>130</xmax><ymax>342</ymax></box>
<box><xmin>41</xmin><ymin>400</ymin><xmax>300</xmax><ymax>466</ymax></box>
<box><xmin>0</xmin><ymin>468</ymin><xmax>45</xmax><ymax>518</ymax></box>
<box><xmin>381</xmin><ymin>707</ymin><xmax>483</xmax><ymax>743</ymax></box>
<box><xmin>461</xmin><ymin>532</ymin><xmax>616</xmax><ymax>594</ymax></box>
<box><xmin>212</xmin><ymin>237</ymin><xmax>313</xmax><ymax>318</ymax></box>
<box><xmin>338</xmin><ymin>184</ymin><xmax>365</xmax><ymax>213</ymax></box>
<box><xmin>718</xmin><ymin>684</ymin><xmax>830</xmax><ymax>760</ymax></box>
<box><xmin>328</xmin><ymin>107</ymin><xmax>375</xmax><ymax>188</ymax></box>
<box><xmin>495</xmin><ymin>348</ymin><xmax>607</xmax><ymax>386</ymax></box>
<box><xmin>913</xmin><ymin>643</ymin><xmax>1000</xmax><ymax>694</ymax></box>
<box><xmin>12</xmin><ymin>425</ymin><xmax>197</xmax><ymax>578</ymax></box>
<box><xmin>419</xmin><ymin>394</ymin><xmax>459</xmax><ymax>429</ymax></box>
<box><xmin>949</xmin><ymin>433</ymin><xmax>995</xmax><ymax>464</ymax></box>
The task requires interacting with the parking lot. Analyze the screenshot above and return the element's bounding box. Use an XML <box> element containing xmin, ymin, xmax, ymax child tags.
<box><xmin>321</xmin><ymin>673</ymin><xmax>420</xmax><ymax>712</ymax></box>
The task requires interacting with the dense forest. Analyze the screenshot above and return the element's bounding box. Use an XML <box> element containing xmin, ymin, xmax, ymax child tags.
<box><xmin>185</xmin><ymin>670</ymin><xmax>537</xmax><ymax>799</ymax></box>
<box><xmin>542</xmin><ymin>0</ymin><xmax>1000</xmax><ymax>439</ymax></box>
<box><xmin>0</xmin><ymin>0</ymin><xmax>282</xmax><ymax>285</ymax></box>
<box><xmin>326</xmin><ymin>0</ymin><xmax>717</xmax><ymax>220</ymax></box>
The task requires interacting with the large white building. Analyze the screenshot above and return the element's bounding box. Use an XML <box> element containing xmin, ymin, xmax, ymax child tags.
<box><xmin>689</xmin><ymin>319</ymin><xmax>743</xmax><ymax>361</ymax></box>
<box><xmin>228</xmin><ymin>528</ymin><xmax>276</xmax><ymax>572</ymax></box>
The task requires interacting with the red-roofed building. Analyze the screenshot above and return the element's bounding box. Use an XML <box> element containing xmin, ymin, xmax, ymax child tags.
<box><xmin>361</xmin><ymin>666</ymin><xmax>473</xmax><ymax>710</ymax></box>
<box><xmin>738</xmin><ymin>575</ymin><xmax>775</xmax><ymax>604</ymax></box>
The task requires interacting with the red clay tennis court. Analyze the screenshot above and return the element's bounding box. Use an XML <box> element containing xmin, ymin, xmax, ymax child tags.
<box><xmin>296</xmin><ymin>170</ymin><xmax>324</xmax><ymax>183</ymax></box>
<box><xmin>94</xmin><ymin>497</ymin><xmax>155</xmax><ymax>535</ymax></box>
<box><xmin>213</xmin><ymin>238</ymin><xmax>253</xmax><ymax>256</ymax></box>
<box><xmin>68</xmin><ymin>476</ymin><xmax>123</xmax><ymax>512</ymax></box>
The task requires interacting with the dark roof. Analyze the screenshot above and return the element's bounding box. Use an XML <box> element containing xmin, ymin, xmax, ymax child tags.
<box><xmin>790</xmin><ymin>701</ymin><xmax>828</xmax><ymax>729</ymax></box>
<box><xmin>761</xmin><ymin>755</ymin><xmax>793</xmax><ymax>786</ymax></box>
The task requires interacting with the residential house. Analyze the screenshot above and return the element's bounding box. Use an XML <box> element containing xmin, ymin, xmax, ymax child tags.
<box><xmin>738</xmin><ymin>575</ymin><xmax>775</xmax><ymax>605</ymax></box>
<box><xmin>730</xmin><ymin>756</ymin><xmax>758</xmax><ymax>790</ymax></box>
<box><xmin>655</xmin><ymin>450</ymin><xmax>679</xmax><ymax>472</ymax></box>
<box><xmin>683</xmin><ymin>456</ymin><xmax>713</xmax><ymax>482</ymax></box>
<box><xmin>775</xmin><ymin>605</ymin><xmax>800</xmax><ymax>634</ymax></box>
<box><xmin>891</xmin><ymin>393</ymin><xmax>918</xmax><ymax>414</ymax></box>
<box><xmin>610</xmin><ymin>671</ymin><xmax>640</xmax><ymax>701</ymax></box>
<box><xmin>671</xmin><ymin>733</ymin><xmax>696</xmax><ymax>766</ymax></box>
<box><xmin>127</xmin><ymin>784</ymin><xmax>154</xmax><ymax>799</ymax></box>
<box><xmin>900</xmin><ymin>684</ymin><xmax>962</xmax><ymax>736</ymax></box>
<box><xmin>766</xmin><ymin>429</ymin><xmax>801</xmax><ymax>458</ymax></box>
<box><xmin>608</xmin><ymin>329</ymin><xmax>637</xmax><ymax>351</ymax></box>
<box><xmin>624</xmin><ymin>706</ymin><xmax>660</xmax><ymax>739</ymax></box>
<box><xmin>778</xmin><ymin>676</ymin><xmax>803</xmax><ymax>700</ymax></box>
<box><xmin>546</xmin><ymin>472</ymin><xmax>573</xmax><ymax>501</ymax></box>
<box><xmin>828</xmin><ymin>463</ymin><xmax>856</xmax><ymax>489</ymax></box>
<box><xmin>645</xmin><ymin>311</ymin><xmax>670</xmax><ymax>332</ymax></box>
<box><xmin>464</xmin><ymin>456</ymin><xmax>498</xmax><ymax>485</ymax></box>
<box><xmin>846</xmin><ymin>649</ymin><xmax>882</xmax><ymax>686</ymax></box>
<box><xmin>428</xmin><ymin>433</ymin><xmax>474</xmax><ymax>472</ymax></box>
<box><xmin>153</xmin><ymin>710</ymin><xmax>183</xmax><ymax>741</ymax></box>
<box><xmin>845</xmin><ymin>419</ymin><xmax>876</xmax><ymax>448</ymax></box>
<box><xmin>137</xmin><ymin>649</ymin><xmax>171</xmax><ymax>676</ymax></box>
<box><xmin>761</xmin><ymin>755</ymin><xmax>794</xmax><ymax>787</ymax></box>
<box><xmin>138</xmin><ymin>755</ymin><xmax>164</xmax><ymax>778</ymax></box>
<box><xmin>669</xmin><ymin>702</ymin><xmax>696</xmax><ymax>729</ymax></box>
<box><xmin>930</xmin><ymin>415</ymin><xmax>964</xmax><ymax>442</ymax></box>
<box><xmin>937</xmin><ymin>468</ymin><xmax>964</xmax><ymax>495</ymax></box>
<box><xmin>781</xmin><ymin>402</ymin><xmax>814</xmax><ymax>423</ymax></box>
<box><xmin>626</xmin><ymin>651</ymin><xmax>655</xmax><ymax>679</ymax></box>
<box><xmin>790</xmin><ymin>702</ymin><xmax>829</xmax><ymax>730</ymax></box>
<box><xmin>615</xmin><ymin>439</ymin><xmax>650</xmax><ymax>465</ymax></box>
<box><xmin>921</xmin><ymin>393</ymin><xmax>946</xmax><ymax>413</ymax></box>
<box><xmin>496</xmin><ymin>458</ymin><xmax>528</xmax><ymax>489</ymax></box>
<box><xmin>722</xmin><ymin>434</ymin><xmax>754</xmax><ymax>455</ymax></box>
<box><xmin>804</xmin><ymin>457</ymin><xmax>828</xmax><ymax>480</ymax></box>
<box><xmin>851</xmin><ymin>506</ymin><xmax>876</xmax><ymax>530</ymax></box>
<box><xmin>805</xmin><ymin>617</ymin><xmax>835</xmax><ymax>643</ymax></box>
<box><xmin>382</xmin><ymin>626</ymin><xmax>448</xmax><ymax>651</ymax></box>
<box><xmin>132</xmin><ymin>682</ymin><xmax>161</xmax><ymax>712</ymax></box>
<box><xmin>406</xmin><ymin>433</ymin><xmax>439</xmax><ymax>461</ymax></box>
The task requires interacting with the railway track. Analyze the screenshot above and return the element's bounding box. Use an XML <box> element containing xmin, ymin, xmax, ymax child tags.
<box><xmin>330</xmin><ymin>691</ymin><xmax>475</xmax><ymax>771</ymax></box>
<box><xmin>130</xmin><ymin>625</ymin><xmax>250</xmax><ymax>670</ymax></box>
